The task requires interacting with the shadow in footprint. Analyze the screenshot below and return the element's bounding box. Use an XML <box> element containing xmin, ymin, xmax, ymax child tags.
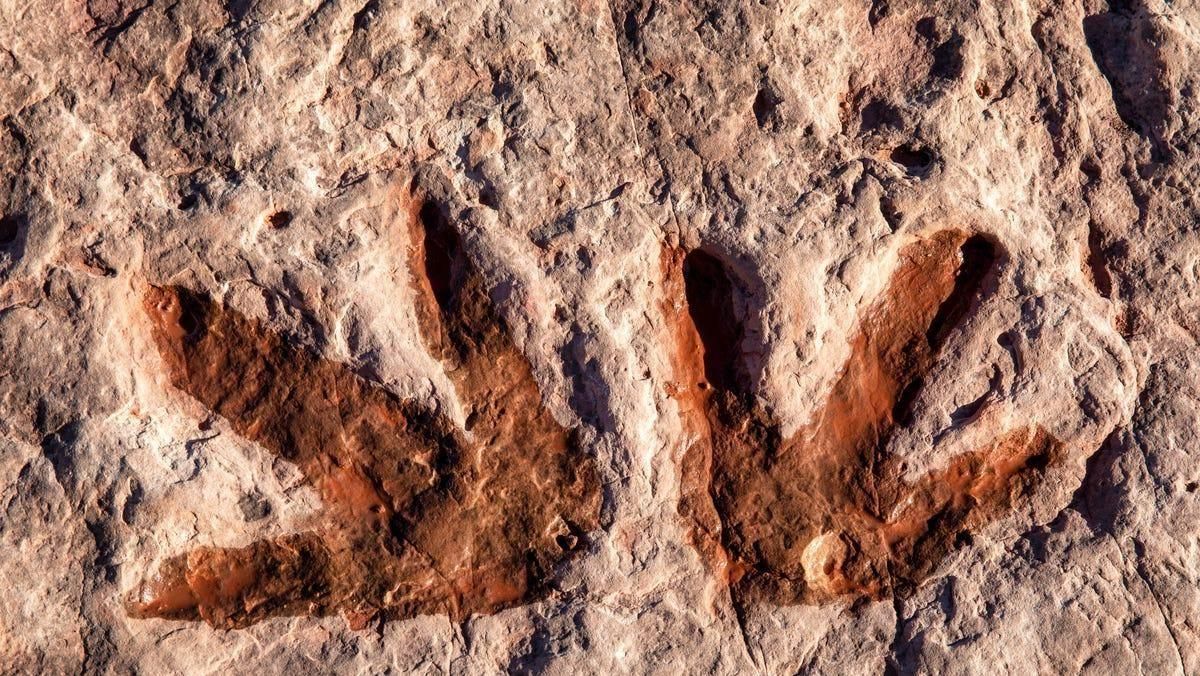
<box><xmin>1083</xmin><ymin>3</ymin><xmax>1173</xmax><ymax>159</ymax></box>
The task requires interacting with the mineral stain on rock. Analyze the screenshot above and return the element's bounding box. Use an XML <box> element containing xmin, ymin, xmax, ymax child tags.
<box><xmin>665</xmin><ymin>230</ymin><xmax>1063</xmax><ymax>605</ymax></box>
<box><xmin>127</xmin><ymin>198</ymin><xmax>600</xmax><ymax>629</ymax></box>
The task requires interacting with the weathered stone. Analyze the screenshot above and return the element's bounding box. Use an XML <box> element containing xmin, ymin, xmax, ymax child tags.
<box><xmin>0</xmin><ymin>0</ymin><xmax>1194</xmax><ymax>672</ymax></box>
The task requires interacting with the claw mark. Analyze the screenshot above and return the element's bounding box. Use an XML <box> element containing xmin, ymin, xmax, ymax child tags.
<box><xmin>665</xmin><ymin>230</ymin><xmax>1062</xmax><ymax>604</ymax></box>
<box><xmin>128</xmin><ymin>194</ymin><xmax>600</xmax><ymax>629</ymax></box>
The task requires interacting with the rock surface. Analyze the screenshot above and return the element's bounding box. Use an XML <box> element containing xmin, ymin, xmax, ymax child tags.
<box><xmin>0</xmin><ymin>0</ymin><xmax>1195</xmax><ymax>672</ymax></box>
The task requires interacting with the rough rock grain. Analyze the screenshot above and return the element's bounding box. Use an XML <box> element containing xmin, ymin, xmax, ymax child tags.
<box><xmin>0</xmin><ymin>0</ymin><xmax>1196</xmax><ymax>673</ymax></box>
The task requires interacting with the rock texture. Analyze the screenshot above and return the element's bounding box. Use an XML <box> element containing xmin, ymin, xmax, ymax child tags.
<box><xmin>0</xmin><ymin>0</ymin><xmax>1195</xmax><ymax>673</ymax></box>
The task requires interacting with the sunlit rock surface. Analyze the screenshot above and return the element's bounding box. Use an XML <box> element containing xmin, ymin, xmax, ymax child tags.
<box><xmin>0</xmin><ymin>0</ymin><xmax>1195</xmax><ymax>672</ymax></box>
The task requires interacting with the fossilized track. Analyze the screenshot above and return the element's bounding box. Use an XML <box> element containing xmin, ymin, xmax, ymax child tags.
<box><xmin>128</xmin><ymin>197</ymin><xmax>600</xmax><ymax>629</ymax></box>
<box><xmin>665</xmin><ymin>230</ymin><xmax>1062</xmax><ymax>605</ymax></box>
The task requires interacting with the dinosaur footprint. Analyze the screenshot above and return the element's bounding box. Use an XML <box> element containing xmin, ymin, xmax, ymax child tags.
<box><xmin>664</xmin><ymin>230</ymin><xmax>1061</xmax><ymax>604</ymax></box>
<box><xmin>127</xmin><ymin>198</ymin><xmax>600</xmax><ymax>629</ymax></box>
